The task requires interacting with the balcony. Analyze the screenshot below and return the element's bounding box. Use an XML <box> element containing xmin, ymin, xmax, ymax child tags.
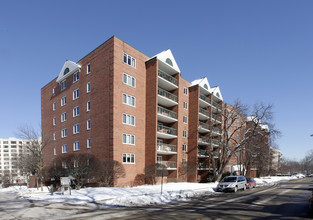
<box><xmin>157</xmin><ymin>143</ymin><xmax>177</xmax><ymax>155</ymax></box>
<box><xmin>157</xmin><ymin>161</ymin><xmax>177</xmax><ymax>170</ymax></box>
<box><xmin>198</xmin><ymin>121</ymin><xmax>210</xmax><ymax>133</ymax></box>
<box><xmin>198</xmin><ymin>163</ymin><xmax>209</xmax><ymax>170</ymax></box>
<box><xmin>199</xmin><ymin>94</ymin><xmax>211</xmax><ymax>108</ymax></box>
<box><xmin>158</xmin><ymin>87</ymin><xmax>178</xmax><ymax>107</ymax></box>
<box><xmin>198</xmin><ymin>136</ymin><xmax>210</xmax><ymax>146</ymax></box>
<box><xmin>212</xmin><ymin>114</ymin><xmax>221</xmax><ymax>124</ymax></box>
<box><xmin>199</xmin><ymin>108</ymin><xmax>210</xmax><ymax>120</ymax></box>
<box><xmin>212</xmin><ymin>127</ymin><xmax>222</xmax><ymax>136</ymax></box>
<box><xmin>158</xmin><ymin>70</ymin><xmax>178</xmax><ymax>91</ymax></box>
<box><xmin>212</xmin><ymin>139</ymin><xmax>220</xmax><ymax>147</ymax></box>
<box><xmin>211</xmin><ymin>151</ymin><xmax>219</xmax><ymax>158</ymax></box>
<box><xmin>212</xmin><ymin>101</ymin><xmax>222</xmax><ymax>112</ymax></box>
<box><xmin>157</xmin><ymin>124</ymin><xmax>177</xmax><ymax>139</ymax></box>
<box><xmin>198</xmin><ymin>148</ymin><xmax>209</xmax><ymax>158</ymax></box>
<box><xmin>157</xmin><ymin>106</ymin><xmax>178</xmax><ymax>123</ymax></box>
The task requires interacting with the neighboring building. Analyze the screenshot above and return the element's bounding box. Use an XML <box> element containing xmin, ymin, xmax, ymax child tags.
<box><xmin>0</xmin><ymin>138</ymin><xmax>30</xmax><ymax>184</ymax></box>
<box><xmin>41</xmin><ymin>36</ymin><xmax>226</xmax><ymax>186</ymax></box>
<box><xmin>269</xmin><ymin>146</ymin><xmax>281</xmax><ymax>174</ymax></box>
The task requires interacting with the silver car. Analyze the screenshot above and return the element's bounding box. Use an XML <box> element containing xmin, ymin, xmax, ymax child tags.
<box><xmin>217</xmin><ymin>176</ymin><xmax>247</xmax><ymax>192</ymax></box>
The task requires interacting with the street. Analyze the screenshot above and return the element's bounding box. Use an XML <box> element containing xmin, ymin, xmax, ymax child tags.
<box><xmin>0</xmin><ymin>178</ymin><xmax>312</xmax><ymax>219</ymax></box>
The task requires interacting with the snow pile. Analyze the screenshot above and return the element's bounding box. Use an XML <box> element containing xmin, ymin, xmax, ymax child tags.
<box><xmin>0</xmin><ymin>175</ymin><xmax>305</xmax><ymax>206</ymax></box>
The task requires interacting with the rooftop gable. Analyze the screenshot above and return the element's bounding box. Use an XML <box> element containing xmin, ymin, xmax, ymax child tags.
<box><xmin>56</xmin><ymin>60</ymin><xmax>81</xmax><ymax>83</ymax></box>
<box><xmin>148</xmin><ymin>49</ymin><xmax>180</xmax><ymax>73</ymax></box>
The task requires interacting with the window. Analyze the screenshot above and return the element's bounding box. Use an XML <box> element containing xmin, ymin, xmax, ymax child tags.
<box><xmin>183</xmin><ymin>130</ymin><xmax>187</xmax><ymax>138</ymax></box>
<box><xmin>87</xmin><ymin>138</ymin><xmax>91</xmax><ymax>148</ymax></box>
<box><xmin>122</xmin><ymin>93</ymin><xmax>136</xmax><ymax>107</ymax></box>
<box><xmin>183</xmin><ymin>116</ymin><xmax>188</xmax><ymax>124</ymax></box>
<box><xmin>54</xmin><ymin>147</ymin><xmax>56</xmax><ymax>155</ymax></box>
<box><xmin>122</xmin><ymin>153</ymin><xmax>135</xmax><ymax>164</ymax></box>
<box><xmin>53</xmin><ymin>102</ymin><xmax>56</xmax><ymax>111</ymax></box>
<box><xmin>184</xmin><ymin>87</ymin><xmax>188</xmax><ymax>95</ymax></box>
<box><xmin>87</xmin><ymin>101</ymin><xmax>90</xmax><ymax>111</ymax></box>
<box><xmin>183</xmin><ymin>144</ymin><xmax>187</xmax><ymax>152</ymax></box>
<box><xmin>122</xmin><ymin>134</ymin><xmax>135</xmax><ymax>145</ymax></box>
<box><xmin>61</xmin><ymin>96</ymin><xmax>66</xmax><ymax>106</ymax></box>
<box><xmin>61</xmin><ymin>80</ymin><xmax>66</xmax><ymax>91</ymax></box>
<box><xmin>62</xmin><ymin>161</ymin><xmax>67</xmax><ymax>168</ymax></box>
<box><xmin>62</xmin><ymin>144</ymin><xmax>67</xmax><ymax>153</ymax></box>
<box><xmin>73</xmin><ymin>72</ymin><xmax>79</xmax><ymax>83</ymax></box>
<box><xmin>87</xmin><ymin>63</ymin><xmax>91</xmax><ymax>74</ymax></box>
<box><xmin>61</xmin><ymin>112</ymin><xmax>67</xmax><ymax>122</ymax></box>
<box><xmin>182</xmin><ymin>158</ymin><xmax>187</xmax><ymax>166</ymax></box>
<box><xmin>73</xmin><ymin>88</ymin><xmax>79</xmax><ymax>100</ymax></box>
<box><xmin>122</xmin><ymin>113</ymin><xmax>135</xmax><ymax>126</ymax></box>
<box><xmin>73</xmin><ymin>106</ymin><xmax>79</xmax><ymax>117</ymax></box>
<box><xmin>53</xmin><ymin>117</ymin><xmax>56</xmax><ymax>126</ymax></box>
<box><xmin>74</xmin><ymin>160</ymin><xmax>79</xmax><ymax>168</ymax></box>
<box><xmin>123</xmin><ymin>73</ymin><xmax>136</xmax><ymax>87</ymax></box>
<box><xmin>52</xmin><ymin>87</ymin><xmax>56</xmax><ymax>96</ymax></box>
<box><xmin>87</xmin><ymin>82</ymin><xmax>90</xmax><ymax>93</ymax></box>
<box><xmin>87</xmin><ymin>119</ymin><xmax>91</xmax><ymax>130</ymax></box>
<box><xmin>157</xmin><ymin>156</ymin><xmax>162</xmax><ymax>164</ymax></box>
<box><xmin>73</xmin><ymin>123</ymin><xmax>79</xmax><ymax>134</ymax></box>
<box><xmin>184</xmin><ymin>102</ymin><xmax>188</xmax><ymax>109</ymax></box>
<box><xmin>74</xmin><ymin>141</ymin><xmax>80</xmax><ymax>151</ymax></box>
<box><xmin>123</xmin><ymin>52</ymin><xmax>136</xmax><ymax>68</ymax></box>
<box><xmin>53</xmin><ymin>132</ymin><xmax>56</xmax><ymax>141</ymax></box>
<box><xmin>61</xmin><ymin>128</ymin><xmax>67</xmax><ymax>138</ymax></box>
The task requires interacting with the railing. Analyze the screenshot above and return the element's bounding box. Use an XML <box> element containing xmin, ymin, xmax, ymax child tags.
<box><xmin>212</xmin><ymin>101</ymin><xmax>222</xmax><ymax>110</ymax></box>
<box><xmin>158</xmin><ymin>70</ymin><xmax>178</xmax><ymax>85</ymax></box>
<box><xmin>212</xmin><ymin>114</ymin><xmax>221</xmax><ymax>122</ymax></box>
<box><xmin>198</xmin><ymin>163</ymin><xmax>209</xmax><ymax>169</ymax></box>
<box><xmin>157</xmin><ymin>143</ymin><xmax>177</xmax><ymax>153</ymax></box>
<box><xmin>157</xmin><ymin>106</ymin><xmax>177</xmax><ymax>119</ymax></box>
<box><xmin>211</xmin><ymin>151</ymin><xmax>219</xmax><ymax>157</ymax></box>
<box><xmin>158</xmin><ymin>87</ymin><xmax>178</xmax><ymax>102</ymax></box>
<box><xmin>198</xmin><ymin>136</ymin><xmax>210</xmax><ymax>144</ymax></box>
<box><xmin>157</xmin><ymin>124</ymin><xmax>177</xmax><ymax>136</ymax></box>
<box><xmin>199</xmin><ymin>108</ymin><xmax>211</xmax><ymax>118</ymax></box>
<box><xmin>199</xmin><ymin>121</ymin><xmax>210</xmax><ymax>131</ymax></box>
<box><xmin>198</xmin><ymin>149</ymin><xmax>209</xmax><ymax>157</ymax></box>
<box><xmin>212</xmin><ymin>127</ymin><xmax>221</xmax><ymax>134</ymax></box>
<box><xmin>200</xmin><ymin>94</ymin><xmax>211</xmax><ymax>104</ymax></box>
<box><xmin>158</xmin><ymin>161</ymin><xmax>177</xmax><ymax>169</ymax></box>
<box><xmin>212</xmin><ymin>139</ymin><xmax>220</xmax><ymax>146</ymax></box>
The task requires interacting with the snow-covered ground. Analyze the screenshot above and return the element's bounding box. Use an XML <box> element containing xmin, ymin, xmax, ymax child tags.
<box><xmin>1</xmin><ymin>174</ymin><xmax>305</xmax><ymax>207</ymax></box>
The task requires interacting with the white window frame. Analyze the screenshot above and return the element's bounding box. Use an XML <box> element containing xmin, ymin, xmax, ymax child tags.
<box><xmin>123</xmin><ymin>73</ymin><xmax>136</xmax><ymax>88</ymax></box>
<box><xmin>122</xmin><ymin>113</ymin><xmax>135</xmax><ymax>126</ymax></box>
<box><xmin>87</xmin><ymin>119</ymin><xmax>91</xmax><ymax>130</ymax></box>
<box><xmin>73</xmin><ymin>123</ymin><xmax>79</xmax><ymax>134</ymax></box>
<box><xmin>87</xmin><ymin>101</ymin><xmax>90</xmax><ymax>112</ymax></box>
<box><xmin>73</xmin><ymin>88</ymin><xmax>79</xmax><ymax>100</ymax></box>
<box><xmin>53</xmin><ymin>117</ymin><xmax>56</xmax><ymax>126</ymax></box>
<box><xmin>184</xmin><ymin>101</ymin><xmax>188</xmax><ymax>109</ymax></box>
<box><xmin>53</xmin><ymin>102</ymin><xmax>56</xmax><ymax>111</ymax></box>
<box><xmin>62</xmin><ymin>144</ymin><xmax>67</xmax><ymax>153</ymax></box>
<box><xmin>123</xmin><ymin>52</ymin><xmax>136</xmax><ymax>68</ymax></box>
<box><xmin>61</xmin><ymin>96</ymin><xmax>66</xmax><ymax>106</ymax></box>
<box><xmin>73</xmin><ymin>72</ymin><xmax>79</xmax><ymax>83</ymax></box>
<box><xmin>87</xmin><ymin>138</ymin><xmax>91</xmax><ymax>148</ymax></box>
<box><xmin>54</xmin><ymin>147</ymin><xmax>56</xmax><ymax>155</ymax></box>
<box><xmin>122</xmin><ymin>93</ymin><xmax>136</xmax><ymax>107</ymax></box>
<box><xmin>183</xmin><ymin>144</ymin><xmax>187</xmax><ymax>152</ymax></box>
<box><xmin>183</xmin><ymin>130</ymin><xmax>187</xmax><ymax>138</ymax></box>
<box><xmin>61</xmin><ymin>128</ymin><xmax>67</xmax><ymax>138</ymax></box>
<box><xmin>183</xmin><ymin>116</ymin><xmax>188</xmax><ymax>124</ymax></box>
<box><xmin>53</xmin><ymin>132</ymin><xmax>56</xmax><ymax>141</ymax></box>
<box><xmin>61</xmin><ymin>80</ymin><xmax>66</xmax><ymax>91</ymax></box>
<box><xmin>184</xmin><ymin>87</ymin><xmax>188</xmax><ymax>95</ymax></box>
<box><xmin>122</xmin><ymin>153</ymin><xmax>135</xmax><ymax>164</ymax></box>
<box><xmin>52</xmin><ymin>87</ymin><xmax>56</xmax><ymax>96</ymax></box>
<box><xmin>61</xmin><ymin>112</ymin><xmax>67</xmax><ymax>122</ymax></box>
<box><xmin>87</xmin><ymin>63</ymin><xmax>91</xmax><ymax>74</ymax></box>
<box><xmin>87</xmin><ymin>82</ymin><xmax>90</xmax><ymax>93</ymax></box>
<box><xmin>73</xmin><ymin>106</ymin><xmax>79</xmax><ymax>117</ymax></box>
<box><xmin>73</xmin><ymin>141</ymin><xmax>80</xmax><ymax>151</ymax></box>
<box><xmin>122</xmin><ymin>133</ymin><xmax>135</xmax><ymax>145</ymax></box>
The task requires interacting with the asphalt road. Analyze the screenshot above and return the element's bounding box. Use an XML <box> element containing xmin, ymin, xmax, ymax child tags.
<box><xmin>0</xmin><ymin>178</ymin><xmax>312</xmax><ymax>219</ymax></box>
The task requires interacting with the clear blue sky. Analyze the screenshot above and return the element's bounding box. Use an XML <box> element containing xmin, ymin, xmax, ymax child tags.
<box><xmin>1</xmin><ymin>0</ymin><xmax>312</xmax><ymax>161</ymax></box>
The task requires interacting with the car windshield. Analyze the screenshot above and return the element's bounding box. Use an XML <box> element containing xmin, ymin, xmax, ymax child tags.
<box><xmin>247</xmin><ymin>178</ymin><xmax>253</xmax><ymax>182</ymax></box>
<box><xmin>222</xmin><ymin>177</ymin><xmax>237</xmax><ymax>182</ymax></box>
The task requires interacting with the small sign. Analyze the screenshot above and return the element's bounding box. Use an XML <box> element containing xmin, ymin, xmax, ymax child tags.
<box><xmin>18</xmin><ymin>180</ymin><xmax>23</xmax><ymax>185</ymax></box>
<box><xmin>60</xmin><ymin>177</ymin><xmax>71</xmax><ymax>186</ymax></box>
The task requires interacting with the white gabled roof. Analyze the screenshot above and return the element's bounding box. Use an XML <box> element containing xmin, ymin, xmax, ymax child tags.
<box><xmin>210</xmin><ymin>86</ymin><xmax>223</xmax><ymax>101</ymax></box>
<box><xmin>148</xmin><ymin>49</ymin><xmax>180</xmax><ymax>73</ymax></box>
<box><xmin>190</xmin><ymin>77</ymin><xmax>211</xmax><ymax>95</ymax></box>
<box><xmin>56</xmin><ymin>60</ymin><xmax>81</xmax><ymax>83</ymax></box>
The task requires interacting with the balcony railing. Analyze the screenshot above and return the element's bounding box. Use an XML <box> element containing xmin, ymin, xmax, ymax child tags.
<box><xmin>198</xmin><ymin>163</ymin><xmax>209</xmax><ymax>169</ymax></box>
<box><xmin>212</xmin><ymin>127</ymin><xmax>221</xmax><ymax>134</ymax></box>
<box><xmin>212</xmin><ymin>114</ymin><xmax>221</xmax><ymax>122</ymax></box>
<box><xmin>158</xmin><ymin>87</ymin><xmax>178</xmax><ymax>103</ymax></box>
<box><xmin>158</xmin><ymin>161</ymin><xmax>177</xmax><ymax>169</ymax></box>
<box><xmin>157</xmin><ymin>106</ymin><xmax>177</xmax><ymax>120</ymax></box>
<box><xmin>157</xmin><ymin>143</ymin><xmax>177</xmax><ymax>153</ymax></box>
<box><xmin>198</xmin><ymin>149</ymin><xmax>209</xmax><ymax>157</ymax></box>
<box><xmin>198</xmin><ymin>136</ymin><xmax>210</xmax><ymax>144</ymax></box>
<box><xmin>212</xmin><ymin>101</ymin><xmax>222</xmax><ymax>110</ymax></box>
<box><xmin>199</xmin><ymin>108</ymin><xmax>211</xmax><ymax>118</ymax></box>
<box><xmin>157</xmin><ymin>124</ymin><xmax>177</xmax><ymax>136</ymax></box>
<box><xmin>212</xmin><ymin>139</ymin><xmax>220</xmax><ymax>146</ymax></box>
<box><xmin>158</xmin><ymin>70</ymin><xmax>178</xmax><ymax>85</ymax></box>
<box><xmin>200</xmin><ymin>94</ymin><xmax>211</xmax><ymax>104</ymax></box>
<box><xmin>199</xmin><ymin>121</ymin><xmax>210</xmax><ymax>131</ymax></box>
<box><xmin>211</xmin><ymin>151</ymin><xmax>219</xmax><ymax>157</ymax></box>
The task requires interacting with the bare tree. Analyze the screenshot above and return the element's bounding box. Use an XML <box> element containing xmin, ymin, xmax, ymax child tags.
<box><xmin>16</xmin><ymin>124</ymin><xmax>49</xmax><ymax>191</ymax></box>
<box><xmin>144</xmin><ymin>163</ymin><xmax>167</xmax><ymax>185</ymax></box>
<box><xmin>178</xmin><ymin>161</ymin><xmax>197</xmax><ymax>182</ymax></box>
<box><xmin>100</xmin><ymin>160</ymin><xmax>125</xmax><ymax>187</ymax></box>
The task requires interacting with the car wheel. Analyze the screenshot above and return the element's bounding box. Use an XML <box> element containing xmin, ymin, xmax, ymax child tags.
<box><xmin>234</xmin><ymin>186</ymin><xmax>238</xmax><ymax>192</ymax></box>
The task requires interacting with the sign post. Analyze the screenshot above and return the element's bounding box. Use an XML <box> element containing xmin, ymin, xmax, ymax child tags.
<box><xmin>60</xmin><ymin>177</ymin><xmax>71</xmax><ymax>195</ymax></box>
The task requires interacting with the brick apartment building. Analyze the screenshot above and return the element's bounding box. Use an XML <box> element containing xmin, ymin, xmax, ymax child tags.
<box><xmin>41</xmin><ymin>36</ymin><xmax>225</xmax><ymax>186</ymax></box>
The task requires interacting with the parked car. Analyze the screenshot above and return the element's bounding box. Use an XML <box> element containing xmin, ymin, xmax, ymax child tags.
<box><xmin>246</xmin><ymin>178</ymin><xmax>256</xmax><ymax>189</ymax></box>
<box><xmin>217</xmin><ymin>176</ymin><xmax>247</xmax><ymax>192</ymax></box>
